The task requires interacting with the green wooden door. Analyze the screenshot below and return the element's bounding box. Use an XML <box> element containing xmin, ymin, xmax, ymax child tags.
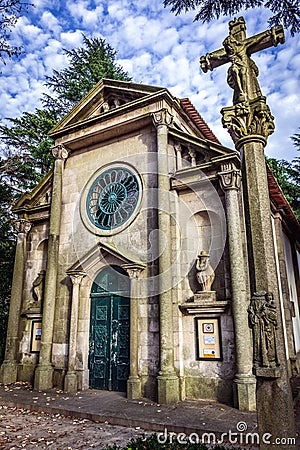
<box><xmin>89</xmin><ymin>266</ymin><xmax>130</xmax><ymax>392</ymax></box>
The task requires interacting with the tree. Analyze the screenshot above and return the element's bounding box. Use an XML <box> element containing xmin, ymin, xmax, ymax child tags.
<box><xmin>267</xmin><ymin>157</ymin><xmax>300</xmax><ymax>221</ymax></box>
<box><xmin>0</xmin><ymin>0</ymin><xmax>32</xmax><ymax>62</ymax></box>
<box><xmin>163</xmin><ymin>0</ymin><xmax>300</xmax><ymax>35</ymax></box>
<box><xmin>44</xmin><ymin>35</ymin><xmax>131</xmax><ymax>118</ymax></box>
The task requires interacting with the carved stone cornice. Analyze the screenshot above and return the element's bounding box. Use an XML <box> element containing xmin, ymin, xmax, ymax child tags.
<box><xmin>151</xmin><ymin>108</ymin><xmax>173</xmax><ymax>128</ymax></box>
<box><xmin>218</xmin><ymin>162</ymin><xmax>242</xmax><ymax>191</ymax></box>
<box><xmin>51</xmin><ymin>144</ymin><xmax>69</xmax><ymax>160</ymax></box>
<box><xmin>14</xmin><ymin>219</ymin><xmax>31</xmax><ymax>235</ymax></box>
<box><xmin>221</xmin><ymin>97</ymin><xmax>275</xmax><ymax>148</ymax></box>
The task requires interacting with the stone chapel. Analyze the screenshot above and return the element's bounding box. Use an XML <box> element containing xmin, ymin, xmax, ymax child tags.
<box><xmin>1</xmin><ymin>78</ymin><xmax>300</xmax><ymax>411</ymax></box>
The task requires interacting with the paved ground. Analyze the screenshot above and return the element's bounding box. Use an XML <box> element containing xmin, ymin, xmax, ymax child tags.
<box><xmin>0</xmin><ymin>404</ymin><xmax>148</xmax><ymax>449</ymax></box>
<box><xmin>0</xmin><ymin>381</ymin><xmax>298</xmax><ymax>449</ymax></box>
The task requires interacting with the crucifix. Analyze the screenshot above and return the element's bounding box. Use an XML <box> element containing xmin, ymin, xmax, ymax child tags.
<box><xmin>200</xmin><ymin>17</ymin><xmax>285</xmax><ymax>104</ymax></box>
<box><xmin>200</xmin><ymin>17</ymin><xmax>296</xmax><ymax>450</ymax></box>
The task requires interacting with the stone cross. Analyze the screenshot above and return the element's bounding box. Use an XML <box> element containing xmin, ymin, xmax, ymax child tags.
<box><xmin>200</xmin><ymin>17</ymin><xmax>285</xmax><ymax>104</ymax></box>
<box><xmin>200</xmin><ymin>18</ymin><xmax>296</xmax><ymax>449</ymax></box>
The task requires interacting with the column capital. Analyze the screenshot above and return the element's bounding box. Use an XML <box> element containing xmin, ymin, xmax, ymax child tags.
<box><xmin>14</xmin><ymin>219</ymin><xmax>31</xmax><ymax>235</ymax></box>
<box><xmin>221</xmin><ymin>97</ymin><xmax>275</xmax><ymax>148</ymax></box>
<box><xmin>67</xmin><ymin>270</ymin><xmax>86</xmax><ymax>286</ymax></box>
<box><xmin>151</xmin><ymin>108</ymin><xmax>173</xmax><ymax>129</ymax></box>
<box><xmin>218</xmin><ymin>162</ymin><xmax>242</xmax><ymax>191</ymax></box>
<box><xmin>52</xmin><ymin>144</ymin><xmax>69</xmax><ymax>160</ymax></box>
<box><xmin>122</xmin><ymin>264</ymin><xmax>145</xmax><ymax>279</ymax></box>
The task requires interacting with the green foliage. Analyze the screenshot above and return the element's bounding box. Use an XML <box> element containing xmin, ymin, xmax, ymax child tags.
<box><xmin>104</xmin><ymin>434</ymin><xmax>240</xmax><ymax>450</ymax></box>
<box><xmin>267</xmin><ymin>157</ymin><xmax>300</xmax><ymax>221</ymax></box>
<box><xmin>43</xmin><ymin>35</ymin><xmax>131</xmax><ymax>117</ymax></box>
<box><xmin>0</xmin><ymin>109</ymin><xmax>58</xmax><ymax>187</ymax></box>
<box><xmin>0</xmin><ymin>0</ymin><xmax>32</xmax><ymax>62</ymax></box>
<box><xmin>163</xmin><ymin>0</ymin><xmax>300</xmax><ymax>35</ymax></box>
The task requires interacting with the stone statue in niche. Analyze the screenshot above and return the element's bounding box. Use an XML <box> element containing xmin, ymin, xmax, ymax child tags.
<box><xmin>32</xmin><ymin>270</ymin><xmax>46</xmax><ymax>304</ymax></box>
<box><xmin>196</xmin><ymin>251</ymin><xmax>215</xmax><ymax>292</ymax></box>
<box><xmin>248</xmin><ymin>291</ymin><xmax>280</xmax><ymax>369</ymax></box>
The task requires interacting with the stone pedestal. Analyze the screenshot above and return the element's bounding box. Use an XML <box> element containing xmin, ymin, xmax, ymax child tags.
<box><xmin>157</xmin><ymin>373</ymin><xmax>180</xmax><ymax>405</ymax></box>
<box><xmin>127</xmin><ymin>376</ymin><xmax>142</xmax><ymax>399</ymax></box>
<box><xmin>64</xmin><ymin>371</ymin><xmax>78</xmax><ymax>393</ymax></box>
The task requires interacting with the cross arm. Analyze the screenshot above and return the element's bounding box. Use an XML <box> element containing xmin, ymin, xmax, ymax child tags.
<box><xmin>245</xmin><ymin>25</ymin><xmax>285</xmax><ymax>56</ymax></box>
<box><xmin>200</xmin><ymin>47</ymin><xmax>228</xmax><ymax>73</ymax></box>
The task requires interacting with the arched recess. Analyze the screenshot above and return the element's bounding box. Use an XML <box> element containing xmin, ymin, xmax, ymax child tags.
<box><xmin>186</xmin><ymin>210</ymin><xmax>229</xmax><ymax>299</ymax></box>
<box><xmin>89</xmin><ymin>265</ymin><xmax>130</xmax><ymax>392</ymax></box>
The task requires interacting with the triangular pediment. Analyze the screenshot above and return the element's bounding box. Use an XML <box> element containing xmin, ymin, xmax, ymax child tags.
<box><xmin>67</xmin><ymin>241</ymin><xmax>146</xmax><ymax>275</ymax></box>
<box><xmin>50</xmin><ymin>78</ymin><xmax>165</xmax><ymax>135</ymax></box>
<box><xmin>13</xmin><ymin>171</ymin><xmax>53</xmax><ymax>213</ymax></box>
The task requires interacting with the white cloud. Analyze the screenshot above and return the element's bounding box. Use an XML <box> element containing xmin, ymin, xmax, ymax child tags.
<box><xmin>0</xmin><ymin>0</ymin><xmax>299</xmax><ymax>161</ymax></box>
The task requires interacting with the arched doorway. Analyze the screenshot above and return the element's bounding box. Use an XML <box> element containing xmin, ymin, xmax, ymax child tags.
<box><xmin>89</xmin><ymin>265</ymin><xmax>130</xmax><ymax>391</ymax></box>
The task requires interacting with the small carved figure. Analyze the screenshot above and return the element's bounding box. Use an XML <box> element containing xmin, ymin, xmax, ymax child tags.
<box><xmin>32</xmin><ymin>270</ymin><xmax>46</xmax><ymax>303</ymax></box>
<box><xmin>196</xmin><ymin>251</ymin><xmax>215</xmax><ymax>292</ymax></box>
<box><xmin>248</xmin><ymin>291</ymin><xmax>279</xmax><ymax>369</ymax></box>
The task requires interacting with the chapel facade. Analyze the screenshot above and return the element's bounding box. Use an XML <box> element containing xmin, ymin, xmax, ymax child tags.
<box><xmin>1</xmin><ymin>79</ymin><xmax>300</xmax><ymax>411</ymax></box>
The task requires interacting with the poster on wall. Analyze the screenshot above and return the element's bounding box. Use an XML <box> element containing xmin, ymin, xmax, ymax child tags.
<box><xmin>195</xmin><ymin>317</ymin><xmax>222</xmax><ymax>361</ymax></box>
<box><xmin>30</xmin><ymin>321</ymin><xmax>42</xmax><ymax>353</ymax></box>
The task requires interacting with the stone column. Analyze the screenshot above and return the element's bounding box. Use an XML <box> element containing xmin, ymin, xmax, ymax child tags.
<box><xmin>222</xmin><ymin>97</ymin><xmax>296</xmax><ymax>448</ymax></box>
<box><xmin>123</xmin><ymin>265</ymin><xmax>144</xmax><ymax>399</ymax></box>
<box><xmin>152</xmin><ymin>109</ymin><xmax>179</xmax><ymax>404</ymax></box>
<box><xmin>1</xmin><ymin>219</ymin><xmax>31</xmax><ymax>384</ymax></box>
<box><xmin>64</xmin><ymin>271</ymin><xmax>86</xmax><ymax>393</ymax></box>
<box><xmin>174</xmin><ymin>143</ymin><xmax>182</xmax><ymax>170</ymax></box>
<box><xmin>34</xmin><ymin>144</ymin><xmax>69</xmax><ymax>391</ymax></box>
<box><xmin>218</xmin><ymin>162</ymin><xmax>256</xmax><ymax>411</ymax></box>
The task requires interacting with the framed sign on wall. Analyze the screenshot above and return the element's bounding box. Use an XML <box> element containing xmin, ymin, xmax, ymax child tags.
<box><xmin>195</xmin><ymin>317</ymin><xmax>222</xmax><ymax>361</ymax></box>
<box><xmin>30</xmin><ymin>320</ymin><xmax>42</xmax><ymax>353</ymax></box>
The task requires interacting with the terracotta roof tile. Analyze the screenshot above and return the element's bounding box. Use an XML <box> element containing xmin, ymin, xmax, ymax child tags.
<box><xmin>180</xmin><ymin>98</ymin><xmax>221</xmax><ymax>144</ymax></box>
<box><xmin>266</xmin><ymin>164</ymin><xmax>300</xmax><ymax>237</ymax></box>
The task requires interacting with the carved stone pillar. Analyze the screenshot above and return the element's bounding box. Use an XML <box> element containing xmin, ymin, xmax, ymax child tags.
<box><xmin>221</xmin><ymin>98</ymin><xmax>296</xmax><ymax>448</ymax></box>
<box><xmin>64</xmin><ymin>271</ymin><xmax>86</xmax><ymax>393</ymax></box>
<box><xmin>34</xmin><ymin>144</ymin><xmax>69</xmax><ymax>391</ymax></box>
<box><xmin>152</xmin><ymin>109</ymin><xmax>179</xmax><ymax>404</ymax></box>
<box><xmin>123</xmin><ymin>264</ymin><xmax>144</xmax><ymax>399</ymax></box>
<box><xmin>174</xmin><ymin>143</ymin><xmax>182</xmax><ymax>170</ymax></box>
<box><xmin>218</xmin><ymin>162</ymin><xmax>256</xmax><ymax>411</ymax></box>
<box><xmin>0</xmin><ymin>219</ymin><xmax>31</xmax><ymax>384</ymax></box>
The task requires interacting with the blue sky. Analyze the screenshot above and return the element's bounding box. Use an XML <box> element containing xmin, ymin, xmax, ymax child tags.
<box><xmin>1</xmin><ymin>0</ymin><xmax>300</xmax><ymax>160</ymax></box>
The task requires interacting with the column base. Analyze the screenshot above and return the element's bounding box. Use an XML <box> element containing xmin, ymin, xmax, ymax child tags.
<box><xmin>157</xmin><ymin>372</ymin><xmax>179</xmax><ymax>404</ymax></box>
<box><xmin>233</xmin><ymin>375</ymin><xmax>256</xmax><ymax>411</ymax></box>
<box><xmin>0</xmin><ymin>360</ymin><xmax>18</xmax><ymax>385</ymax></box>
<box><xmin>127</xmin><ymin>376</ymin><xmax>142</xmax><ymax>399</ymax></box>
<box><xmin>34</xmin><ymin>364</ymin><xmax>54</xmax><ymax>391</ymax></box>
<box><xmin>64</xmin><ymin>371</ymin><xmax>78</xmax><ymax>393</ymax></box>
